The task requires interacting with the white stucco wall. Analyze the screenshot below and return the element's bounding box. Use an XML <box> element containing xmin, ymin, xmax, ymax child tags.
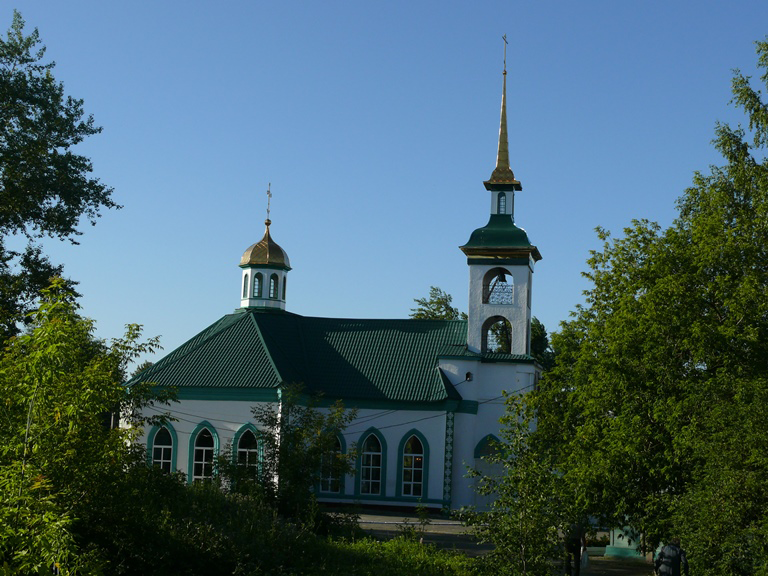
<box><xmin>140</xmin><ymin>399</ymin><xmax>453</xmax><ymax>507</ymax></box>
<box><xmin>139</xmin><ymin>355</ymin><xmax>537</xmax><ymax>510</ymax></box>
<box><xmin>438</xmin><ymin>357</ymin><xmax>538</xmax><ymax>510</ymax></box>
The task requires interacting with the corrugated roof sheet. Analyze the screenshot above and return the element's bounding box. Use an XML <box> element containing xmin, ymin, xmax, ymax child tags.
<box><xmin>130</xmin><ymin>310</ymin><xmax>470</xmax><ymax>404</ymax></box>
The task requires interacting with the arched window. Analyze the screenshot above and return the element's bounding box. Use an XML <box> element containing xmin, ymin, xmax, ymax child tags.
<box><xmin>482</xmin><ymin>268</ymin><xmax>514</xmax><ymax>305</ymax></box>
<box><xmin>269</xmin><ymin>274</ymin><xmax>278</xmax><ymax>299</ymax></box>
<box><xmin>497</xmin><ymin>192</ymin><xmax>506</xmax><ymax>214</ymax></box>
<box><xmin>401</xmin><ymin>435</ymin><xmax>424</xmax><ymax>497</ymax></box>
<box><xmin>193</xmin><ymin>428</ymin><xmax>215</xmax><ymax>481</ymax></box>
<box><xmin>242</xmin><ymin>273</ymin><xmax>249</xmax><ymax>299</ymax></box>
<box><xmin>253</xmin><ymin>273</ymin><xmax>262</xmax><ymax>298</ymax></box>
<box><xmin>482</xmin><ymin>316</ymin><xmax>512</xmax><ymax>354</ymax></box>
<box><xmin>237</xmin><ymin>430</ymin><xmax>260</xmax><ymax>468</ymax></box>
<box><xmin>474</xmin><ymin>434</ymin><xmax>501</xmax><ymax>459</ymax></box>
<box><xmin>152</xmin><ymin>427</ymin><xmax>173</xmax><ymax>473</ymax></box>
<box><xmin>360</xmin><ymin>434</ymin><xmax>382</xmax><ymax>495</ymax></box>
<box><xmin>320</xmin><ymin>436</ymin><xmax>342</xmax><ymax>494</ymax></box>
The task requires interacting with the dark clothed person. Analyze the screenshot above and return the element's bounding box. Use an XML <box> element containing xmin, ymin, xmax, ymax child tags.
<box><xmin>655</xmin><ymin>540</ymin><xmax>689</xmax><ymax>576</ymax></box>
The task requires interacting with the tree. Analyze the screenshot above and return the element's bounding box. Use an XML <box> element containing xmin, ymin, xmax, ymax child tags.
<box><xmin>530</xmin><ymin>317</ymin><xmax>554</xmax><ymax>371</ymax></box>
<box><xmin>0</xmin><ymin>278</ymin><xmax>166</xmax><ymax>574</ymax></box>
<box><xmin>233</xmin><ymin>384</ymin><xmax>357</xmax><ymax>520</ymax></box>
<box><xmin>525</xmin><ymin>38</ymin><xmax>768</xmax><ymax>575</ymax></box>
<box><xmin>461</xmin><ymin>395</ymin><xmax>565</xmax><ymax>576</ymax></box>
<box><xmin>1</xmin><ymin>282</ymin><xmax>168</xmax><ymax>571</ymax></box>
<box><xmin>0</xmin><ymin>11</ymin><xmax>117</xmax><ymax>342</ymax></box>
<box><xmin>410</xmin><ymin>286</ymin><xmax>467</xmax><ymax>320</ymax></box>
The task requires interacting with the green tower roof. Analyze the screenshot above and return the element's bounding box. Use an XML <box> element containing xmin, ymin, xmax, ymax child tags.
<box><xmin>460</xmin><ymin>214</ymin><xmax>542</xmax><ymax>261</ymax></box>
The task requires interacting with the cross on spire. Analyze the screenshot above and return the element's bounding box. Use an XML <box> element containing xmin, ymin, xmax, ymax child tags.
<box><xmin>502</xmin><ymin>34</ymin><xmax>508</xmax><ymax>74</ymax></box>
<box><xmin>266</xmin><ymin>183</ymin><xmax>272</xmax><ymax>222</ymax></box>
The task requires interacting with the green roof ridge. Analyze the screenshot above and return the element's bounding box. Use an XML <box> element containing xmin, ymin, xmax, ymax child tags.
<box><xmin>245</xmin><ymin>310</ymin><xmax>285</xmax><ymax>386</ymax></box>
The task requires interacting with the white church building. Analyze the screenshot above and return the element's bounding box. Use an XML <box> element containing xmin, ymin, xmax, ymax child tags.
<box><xmin>132</xmin><ymin>65</ymin><xmax>542</xmax><ymax>511</ymax></box>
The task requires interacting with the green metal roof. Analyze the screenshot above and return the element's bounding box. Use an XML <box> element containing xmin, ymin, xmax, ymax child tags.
<box><xmin>129</xmin><ymin>310</ymin><xmax>470</xmax><ymax>404</ymax></box>
<box><xmin>462</xmin><ymin>214</ymin><xmax>533</xmax><ymax>249</ymax></box>
<box><xmin>460</xmin><ymin>214</ymin><xmax>542</xmax><ymax>262</ymax></box>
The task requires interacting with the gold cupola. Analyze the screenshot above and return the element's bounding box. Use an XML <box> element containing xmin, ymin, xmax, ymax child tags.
<box><xmin>239</xmin><ymin>217</ymin><xmax>291</xmax><ymax>311</ymax></box>
<box><xmin>240</xmin><ymin>219</ymin><xmax>291</xmax><ymax>270</ymax></box>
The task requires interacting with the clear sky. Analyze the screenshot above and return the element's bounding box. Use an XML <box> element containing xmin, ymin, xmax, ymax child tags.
<box><xmin>8</xmin><ymin>1</ymin><xmax>768</xmax><ymax>364</ymax></box>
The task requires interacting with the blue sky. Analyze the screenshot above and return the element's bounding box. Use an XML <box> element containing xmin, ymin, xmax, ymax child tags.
<box><xmin>8</xmin><ymin>1</ymin><xmax>768</xmax><ymax>363</ymax></box>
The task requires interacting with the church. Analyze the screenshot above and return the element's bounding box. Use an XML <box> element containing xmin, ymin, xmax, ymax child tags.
<box><xmin>132</xmin><ymin>63</ymin><xmax>543</xmax><ymax>511</ymax></box>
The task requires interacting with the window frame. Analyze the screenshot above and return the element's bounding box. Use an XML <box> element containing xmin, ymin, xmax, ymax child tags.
<box><xmin>253</xmin><ymin>272</ymin><xmax>263</xmax><ymax>299</ymax></box>
<box><xmin>474</xmin><ymin>434</ymin><xmax>502</xmax><ymax>459</ymax></box>
<box><xmin>269</xmin><ymin>273</ymin><xmax>278</xmax><ymax>299</ymax></box>
<box><xmin>147</xmin><ymin>424</ymin><xmax>178</xmax><ymax>473</ymax></box>
<box><xmin>233</xmin><ymin>423</ymin><xmax>261</xmax><ymax>468</ymax></box>
<box><xmin>356</xmin><ymin>428</ymin><xmax>386</xmax><ymax>498</ymax></box>
<box><xmin>319</xmin><ymin>435</ymin><xmax>345</xmax><ymax>494</ymax></box>
<box><xmin>187</xmin><ymin>421</ymin><xmax>219</xmax><ymax>483</ymax></box>
<box><xmin>396</xmin><ymin>429</ymin><xmax>429</xmax><ymax>499</ymax></box>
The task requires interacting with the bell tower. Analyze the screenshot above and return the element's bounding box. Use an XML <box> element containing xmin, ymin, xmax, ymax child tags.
<box><xmin>460</xmin><ymin>47</ymin><xmax>541</xmax><ymax>355</ymax></box>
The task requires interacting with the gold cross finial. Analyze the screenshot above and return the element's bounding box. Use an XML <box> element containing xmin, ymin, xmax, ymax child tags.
<box><xmin>266</xmin><ymin>183</ymin><xmax>272</xmax><ymax>221</ymax></box>
<box><xmin>502</xmin><ymin>34</ymin><xmax>508</xmax><ymax>74</ymax></box>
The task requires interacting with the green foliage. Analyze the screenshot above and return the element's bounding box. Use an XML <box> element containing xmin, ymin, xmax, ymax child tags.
<box><xmin>530</xmin><ymin>317</ymin><xmax>554</xmax><ymax>371</ymax></box>
<box><xmin>529</xmin><ymin>37</ymin><xmax>768</xmax><ymax>575</ymax></box>
<box><xmin>318</xmin><ymin>536</ymin><xmax>478</xmax><ymax>576</ymax></box>
<box><xmin>461</xmin><ymin>395</ymin><xmax>564</xmax><ymax>576</ymax></box>
<box><xmin>0</xmin><ymin>11</ymin><xmax>117</xmax><ymax>341</ymax></box>
<box><xmin>410</xmin><ymin>286</ymin><xmax>467</xmax><ymax>320</ymax></box>
<box><xmin>0</xmin><ymin>278</ymin><xmax>165</xmax><ymax>574</ymax></box>
<box><xmin>228</xmin><ymin>384</ymin><xmax>358</xmax><ymax>519</ymax></box>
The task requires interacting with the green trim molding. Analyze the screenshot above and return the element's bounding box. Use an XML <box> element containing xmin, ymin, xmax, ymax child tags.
<box><xmin>466</xmin><ymin>257</ymin><xmax>532</xmax><ymax>267</ymax></box>
<box><xmin>173</xmin><ymin>387</ymin><xmax>280</xmax><ymax>402</ymax></box>
<box><xmin>239</xmin><ymin>263</ymin><xmax>292</xmax><ymax>271</ymax></box>
<box><xmin>316</xmin><ymin>492</ymin><xmax>449</xmax><ymax>507</ymax></box>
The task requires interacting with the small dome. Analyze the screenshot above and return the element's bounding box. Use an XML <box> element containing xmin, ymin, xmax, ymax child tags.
<box><xmin>460</xmin><ymin>214</ymin><xmax>542</xmax><ymax>261</ymax></box>
<box><xmin>463</xmin><ymin>214</ymin><xmax>531</xmax><ymax>248</ymax></box>
<box><xmin>240</xmin><ymin>219</ymin><xmax>291</xmax><ymax>269</ymax></box>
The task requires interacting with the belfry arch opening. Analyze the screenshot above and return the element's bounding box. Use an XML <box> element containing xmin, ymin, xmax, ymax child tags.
<box><xmin>482</xmin><ymin>268</ymin><xmax>513</xmax><ymax>305</ymax></box>
<box><xmin>481</xmin><ymin>315</ymin><xmax>512</xmax><ymax>354</ymax></box>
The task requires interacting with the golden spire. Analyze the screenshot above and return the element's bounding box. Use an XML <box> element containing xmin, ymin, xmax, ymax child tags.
<box><xmin>484</xmin><ymin>34</ymin><xmax>522</xmax><ymax>192</ymax></box>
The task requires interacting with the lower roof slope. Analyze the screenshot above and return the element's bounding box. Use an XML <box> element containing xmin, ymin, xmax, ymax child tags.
<box><xmin>130</xmin><ymin>309</ymin><xmax>469</xmax><ymax>404</ymax></box>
